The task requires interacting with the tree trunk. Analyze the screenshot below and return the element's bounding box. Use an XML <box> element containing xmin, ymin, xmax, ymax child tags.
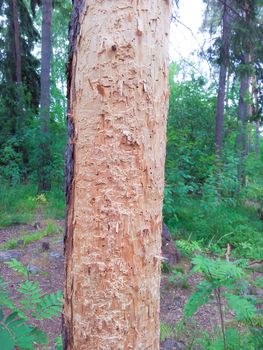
<box><xmin>237</xmin><ymin>0</ymin><xmax>253</xmax><ymax>187</ymax></box>
<box><xmin>11</xmin><ymin>0</ymin><xmax>24</xmax><ymax>132</ymax></box>
<box><xmin>63</xmin><ymin>1</ymin><xmax>171</xmax><ymax>349</ymax></box>
<box><xmin>215</xmin><ymin>0</ymin><xmax>231</xmax><ymax>159</ymax></box>
<box><xmin>255</xmin><ymin>120</ymin><xmax>259</xmax><ymax>158</ymax></box>
<box><xmin>237</xmin><ymin>52</ymin><xmax>251</xmax><ymax>186</ymax></box>
<box><xmin>38</xmin><ymin>0</ymin><xmax>52</xmax><ymax>192</ymax></box>
<box><xmin>12</xmin><ymin>0</ymin><xmax>22</xmax><ymax>84</ymax></box>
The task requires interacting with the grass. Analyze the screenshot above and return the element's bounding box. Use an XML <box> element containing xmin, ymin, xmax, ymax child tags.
<box><xmin>0</xmin><ymin>183</ymin><xmax>65</xmax><ymax>228</ymax></box>
<box><xmin>167</xmin><ymin>198</ymin><xmax>263</xmax><ymax>260</ymax></box>
<box><xmin>0</xmin><ymin>221</ymin><xmax>61</xmax><ymax>250</ymax></box>
<box><xmin>160</xmin><ymin>322</ymin><xmax>177</xmax><ymax>342</ymax></box>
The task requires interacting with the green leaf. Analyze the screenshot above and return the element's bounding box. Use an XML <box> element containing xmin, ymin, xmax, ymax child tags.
<box><xmin>33</xmin><ymin>290</ymin><xmax>63</xmax><ymax>320</ymax></box>
<box><xmin>5</xmin><ymin>311</ymin><xmax>19</xmax><ymax>324</ymax></box>
<box><xmin>0</xmin><ymin>327</ymin><xmax>15</xmax><ymax>350</ymax></box>
<box><xmin>5</xmin><ymin>259</ymin><xmax>28</xmax><ymax>277</ymax></box>
<box><xmin>184</xmin><ymin>281</ymin><xmax>213</xmax><ymax>317</ymax></box>
<box><xmin>225</xmin><ymin>292</ymin><xmax>256</xmax><ymax>321</ymax></box>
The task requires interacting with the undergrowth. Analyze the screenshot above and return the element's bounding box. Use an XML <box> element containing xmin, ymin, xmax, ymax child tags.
<box><xmin>166</xmin><ymin>242</ymin><xmax>263</xmax><ymax>350</ymax></box>
<box><xmin>166</xmin><ymin>198</ymin><xmax>263</xmax><ymax>260</ymax></box>
<box><xmin>0</xmin><ymin>221</ymin><xmax>61</xmax><ymax>250</ymax></box>
<box><xmin>0</xmin><ymin>183</ymin><xmax>65</xmax><ymax>228</ymax></box>
<box><xmin>0</xmin><ymin>259</ymin><xmax>63</xmax><ymax>349</ymax></box>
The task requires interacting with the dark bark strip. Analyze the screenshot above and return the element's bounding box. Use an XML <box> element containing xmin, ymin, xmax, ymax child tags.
<box><xmin>65</xmin><ymin>0</ymin><xmax>86</xmax><ymax>206</ymax></box>
<box><xmin>63</xmin><ymin>1</ymin><xmax>85</xmax><ymax>348</ymax></box>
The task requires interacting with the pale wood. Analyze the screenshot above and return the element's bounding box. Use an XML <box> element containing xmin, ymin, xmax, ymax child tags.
<box><xmin>63</xmin><ymin>1</ymin><xmax>171</xmax><ymax>349</ymax></box>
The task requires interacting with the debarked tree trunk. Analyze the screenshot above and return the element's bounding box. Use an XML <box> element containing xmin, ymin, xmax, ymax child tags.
<box><xmin>63</xmin><ymin>1</ymin><xmax>171</xmax><ymax>349</ymax></box>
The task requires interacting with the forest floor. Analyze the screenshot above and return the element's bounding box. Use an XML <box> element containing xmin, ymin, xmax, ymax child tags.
<box><xmin>0</xmin><ymin>221</ymin><xmax>262</xmax><ymax>350</ymax></box>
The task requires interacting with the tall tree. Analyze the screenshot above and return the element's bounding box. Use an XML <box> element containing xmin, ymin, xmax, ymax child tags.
<box><xmin>215</xmin><ymin>0</ymin><xmax>231</xmax><ymax>158</ymax></box>
<box><xmin>0</xmin><ymin>0</ymin><xmax>40</xmax><ymax>182</ymax></box>
<box><xmin>12</xmin><ymin>0</ymin><xmax>22</xmax><ymax>85</ymax></box>
<box><xmin>12</xmin><ymin>0</ymin><xmax>24</xmax><ymax>133</ymax></box>
<box><xmin>235</xmin><ymin>0</ymin><xmax>256</xmax><ymax>185</ymax></box>
<box><xmin>63</xmin><ymin>0</ymin><xmax>171</xmax><ymax>349</ymax></box>
<box><xmin>38</xmin><ymin>0</ymin><xmax>52</xmax><ymax>191</ymax></box>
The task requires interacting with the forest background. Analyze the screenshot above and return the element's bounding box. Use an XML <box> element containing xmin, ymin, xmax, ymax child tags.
<box><xmin>1</xmin><ymin>0</ymin><xmax>262</xmax><ymax>259</ymax></box>
<box><xmin>0</xmin><ymin>0</ymin><xmax>263</xmax><ymax>348</ymax></box>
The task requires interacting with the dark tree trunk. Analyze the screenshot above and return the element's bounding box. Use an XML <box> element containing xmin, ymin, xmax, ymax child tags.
<box><xmin>237</xmin><ymin>0</ymin><xmax>254</xmax><ymax>187</ymax></box>
<box><xmin>215</xmin><ymin>0</ymin><xmax>231</xmax><ymax>159</ymax></box>
<box><xmin>237</xmin><ymin>52</ymin><xmax>251</xmax><ymax>186</ymax></box>
<box><xmin>12</xmin><ymin>0</ymin><xmax>22</xmax><ymax>84</ymax></box>
<box><xmin>11</xmin><ymin>0</ymin><xmax>24</xmax><ymax>132</ymax></box>
<box><xmin>38</xmin><ymin>0</ymin><xmax>52</xmax><ymax>192</ymax></box>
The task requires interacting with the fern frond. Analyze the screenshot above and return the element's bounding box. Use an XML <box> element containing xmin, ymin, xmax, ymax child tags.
<box><xmin>192</xmin><ymin>255</ymin><xmax>244</xmax><ymax>282</ymax></box>
<box><xmin>17</xmin><ymin>280</ymin><xmax>42</xmax><ymax>310</ymax></box>
<box><xmin>5</xmin><ymin>259</ymin><xmax>28</xmax><ymax>277</ymax></box>
<box><xmin>0</xmin><ymin>278</ymin><xmax>17</xmax><ymax>312</ymax></box>
<box><xmin>177</xmin><ymin>240</ymin><xmax>202</xmax><ymax>256</ymax></box>
<box><xmin>0</xmin><ymin>310</ymin><xmax>47</xmax><ymax>350</ymax></box>
<box><xmin>225</xmin><ymin>292</ymin><xmax>257</xmax><ymax>321</ymax></box>
<box><xmin>33</xmin><ymin>290</ymin><xmax>63</xmax><ymax>320</ymax></box>
<box><xmin>184</xmin><ymin>281</ymin><xmax>213</xmax><ymax>317</ymax></box>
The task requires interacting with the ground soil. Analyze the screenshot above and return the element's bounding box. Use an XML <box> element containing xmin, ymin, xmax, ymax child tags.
<box><xmin>0</xmin><ymin>221</ymin><xmax>262</xmax><ymax>349</ymax></box>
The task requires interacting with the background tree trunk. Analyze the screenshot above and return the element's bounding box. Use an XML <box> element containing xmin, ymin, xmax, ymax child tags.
<box><xmin>12</xmin><ymin>0</ymin><xmax>22</xmax><ymax>84</ymax></box>
<box><xmin>63</xmin><ymin>1</ymin><xmax>171</xmax><ymax>349</ymax></box>
<box><xmin>215</xmin><ymin>0</ymin><xmax>231</xmax><ymax>159</ymax></box>
<box><xmin>38</xmin><ymin>0</ymin><xmax>52</xmax><ymax>192</ymax></box>
<box><xmin>11</xmin><ymin>0</ymin><xmax>24</xmax><ymax>132</ymax></box>
<box><xmin>237</xmin><ymin>53</ymin><xmax>251</xmax><ymax>186</ymax></box>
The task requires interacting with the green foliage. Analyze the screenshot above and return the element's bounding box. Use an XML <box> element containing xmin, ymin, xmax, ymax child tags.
<box><xmin>0</xmin><ymin>260</ymin><xmax>63</xmax><ymax>349</ymax></box>
<box><xmin>5</xmin><ymin>259</ymin><xmax>28</xmax><ymax>277</ymax></box>
<box><xmin>164</xmin><ymin>63</ymin><xmax>263</xmax><ymax>261</ymax></box>
<box><xmin>169</xmin><ymin>197</ymin><xmax>263</xmax><ymax>260</ymax></box>
<box><xmin>0</xmin><ymin>183</ymin><xmax>65</xmax><ymax>228</ymax></box>
<box><xmin>0</xmin><ymin>310</ymin><xmax>46</xmax><ymax>350</ymax></box>
<box><xmin>224</xmin><ymin>293</ymin><xmax>257</xmax><ymax>321</ymax></box>
<box><xmin>161</xmin><ymin>261</ymin><xmax>173</xmax><ymax>273</ymax></box>
<box><xmin>160</xmin><ymin>322</ymin><xmax>177</xmax><ymax>342</ymax></box>
<box><xmin>184</xmin><ymin>281</ymin><xmax>213</xmax><ymax>317</ymax></box>
<box><xmin>183</xmin><ymin>255</ymin><xmax>261</xmax><ymax>349</ymax></box>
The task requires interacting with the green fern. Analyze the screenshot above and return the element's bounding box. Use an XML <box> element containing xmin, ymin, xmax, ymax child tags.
<box><xmin>0</xmin><ymin>310</ymin><xmax>47</xmax><ymax>350</ymax></box>
<box><xmin>184</xmin><ymin>281</ymin><xmax>213</xmax><ymax>317</ymax></box>
<box><xmin>0</xmin><ymin>260</ymin><xmax>63</xmax><ymax>349</ymax></box>
<box><xmin>5</xmin><ymin>259</ymin><xmax>28</xmax><ymax>277</ymax></box>
<box><xmin>177</xmin><ymin>240</ymin><xmax>202</xmax><ymax>256</ymax></box>
<box><xmin>191</xmin><ymin>255</ymin><xmax>244</xmax><ymax>283</ymax></box>
<box><xmin>0</xmin><ymin>278</ymin><xmax>17</xmax><ymax>311</ymax></box>
<box><xmin>33</xmin><ymin>290</ymin><xmax>63</xmax><ymax>320</ymax></box>
<box><xmin>224</xmin><ymin>292</ymin><xmax>256</xmax><ymax>321</ymax></box>
<box><xmin>17</xmin><ymin>280</ymin><xmax>42</xmax><ymax>310</ymax></box>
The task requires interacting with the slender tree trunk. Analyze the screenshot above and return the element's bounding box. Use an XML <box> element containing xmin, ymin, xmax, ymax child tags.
<box><xmin>225</xmin><ymin>67</ymin><xmax>230</xmax><ymax>110</ymax></box>
<box><xmin>11</xmin><ymin>0</ymin><xmax>24</xmax><ymax>132</ymax></box>
<box><xmin>255</xmin><ymin>120</ymin><xmax>259</xmax><ymax>158</ymax></box>
<box><xmin>12</xmin><ymin>0</ymin><xmax>22</xmax><ymax>84</ymax></box>
<box><xmin>63</xmin><ymin>1</ymin><xmax>171</xmax><ymax>349</ymax></box>
<box><xmin>237</xmin><ymin>0</ymin><xmax>254</xmax><ymax>187</ymax></box>
<box><xmin>237</xmin><ymin>52</ymin><xmax>251</xmax><ymax>186</ymax></box>
<box><xmin>215</xmin><ymin>0</ymin><xmax>231</xmax><ymax>159</ymax></box>
<box><xmin>38</xmin><ymin>0</ymin><xmax>52</xmax><ymax>192</ymax></box>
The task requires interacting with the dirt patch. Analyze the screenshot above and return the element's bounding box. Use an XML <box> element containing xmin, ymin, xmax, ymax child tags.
<box><xmin>0</xmin><ymin>222</ymin><xmax>262</xmax><ymax>349</ymax></box>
